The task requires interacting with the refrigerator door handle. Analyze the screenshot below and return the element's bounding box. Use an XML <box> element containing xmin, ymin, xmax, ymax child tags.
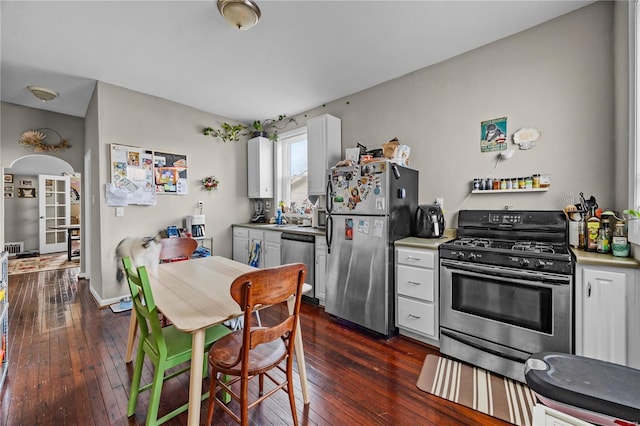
<box><xmin>326</xmin><ymin>215</ymin><xmax>333</xmax><ymax>254</ymax></box>
<box><xmin>326</xmin><ymin>178</ymin><xmax>333</xmax><ymax>213</ymax></box>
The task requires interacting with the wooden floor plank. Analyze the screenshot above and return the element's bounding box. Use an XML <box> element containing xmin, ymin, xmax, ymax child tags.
<box><xmin>1</xmin><ymin>266</ymin><xmax>509</xmax><ymax>425</ymax></box>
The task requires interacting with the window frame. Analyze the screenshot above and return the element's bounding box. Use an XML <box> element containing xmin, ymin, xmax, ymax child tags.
<box><xmin>274</xmin><ymin>126</ymin><xmax>308</xmax><ymax>214</ymax></box>
<box><xmin>629</xmin><ymin>1</ymin><xmax>639</xmax><ymax>243</ymax></box>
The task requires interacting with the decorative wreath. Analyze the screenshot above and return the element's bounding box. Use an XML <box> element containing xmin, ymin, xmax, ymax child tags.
<box><xmin>201</xmin><ymin>176</ymin><xmax>219</xmax><ymax>191</ymax></box>
<box><xmin>19</xmin><ymin>128</ymin><xmax>70</xmax><ymax>152</ymax></box>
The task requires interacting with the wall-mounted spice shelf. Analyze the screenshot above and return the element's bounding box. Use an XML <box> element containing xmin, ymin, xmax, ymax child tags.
<box><xmin>471</xmin><ymin>188</ymin><xmax>549</xmax><ymax>194</ymax></box>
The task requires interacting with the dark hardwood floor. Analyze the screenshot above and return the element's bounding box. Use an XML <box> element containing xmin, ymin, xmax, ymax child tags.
<box><xmin>0</xmin><ymin>267</ymin><xmax>509</xmax><ymax>425</ymax></box>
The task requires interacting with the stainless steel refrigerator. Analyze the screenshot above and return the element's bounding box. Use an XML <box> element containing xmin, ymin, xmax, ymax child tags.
<box><xmin>325</xmin><ymin>162</ymin><xmax>418</xmax><ymax>336</ymax></box>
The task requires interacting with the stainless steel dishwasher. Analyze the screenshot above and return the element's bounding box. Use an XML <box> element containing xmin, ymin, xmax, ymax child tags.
<box><xmin>281</xmin><ymin>232</ymin><xmax>316</xmax><ymax>304</ymax></box>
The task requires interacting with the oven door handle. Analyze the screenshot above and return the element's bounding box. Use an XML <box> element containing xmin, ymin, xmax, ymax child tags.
<box><xmin>440</xmin><ymin>329</ymin><xmax>529</xmax><ymax>363</ymax></box>
<box><xmin>440</xmin><ymin>259</ymin><xmax>571</xmax><ymax>286</ymax></box>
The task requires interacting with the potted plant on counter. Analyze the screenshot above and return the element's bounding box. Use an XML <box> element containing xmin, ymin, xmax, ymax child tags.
<box><xmin>202</xmin><ymin>114</ymin><xmax>297</xmax><ymax>143</ymax></box>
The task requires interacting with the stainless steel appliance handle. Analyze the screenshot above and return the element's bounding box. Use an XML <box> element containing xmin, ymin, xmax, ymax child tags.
<box><xmin>326</xmin><ymin>215</ymin><xmax>333</xmax><ymax>254</ymax></box>
<box><xmin>440</xmin><ymin>329</ymin><xmax>529</xmax><ymax>363</ymax></box>
<box><xmin>440</xmin><ymin>259</ymin><xmax>571</xmax><ymax>286</ymax></box>
<box><xmin>326</xmin><ymin>178</ymin><xmax>333</xmax><ymax>213</ymax></box>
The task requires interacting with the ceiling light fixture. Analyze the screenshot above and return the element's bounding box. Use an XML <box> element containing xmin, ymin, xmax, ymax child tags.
<box><xmin>217</xmin><ymin>0</ymin><xmax>261</xmax><ymax>30</ymax></box>
<box><xmin>27</xmin><ymin>86</ymin><xmax>59</xmax><ymax>102</ymax></box>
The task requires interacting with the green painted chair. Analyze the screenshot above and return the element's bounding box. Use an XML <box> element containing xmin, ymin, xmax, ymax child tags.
<box><xmin>122</xmin><ymin>257</ymin><xmax>231</xmax><ymax>425</ymax></box>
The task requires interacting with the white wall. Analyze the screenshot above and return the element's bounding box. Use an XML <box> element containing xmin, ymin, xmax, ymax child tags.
<box><xmin>292</xmin><ymin>2</ymin><xmax>615</xmax><ymax>228</ymax></box>
<box><xmin>1</xmin><ymin>102</ymin><xmax>85</xmax><ymax>250</ymax></box>
<box><xmin>1</xmin><ymin>2</ymin><xmax>622</xmax><ymax>305</ymax></box>
<box><xmin>89</xmin><ymin>82</ymin><xmax>251</xmax><ymax>304</ymax></box>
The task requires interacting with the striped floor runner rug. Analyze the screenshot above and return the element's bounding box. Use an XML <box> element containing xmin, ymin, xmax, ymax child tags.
<box><xmin>417</xmin><ymin>354</ymin><xmax>536</xmax><ymax>426</ymax></box>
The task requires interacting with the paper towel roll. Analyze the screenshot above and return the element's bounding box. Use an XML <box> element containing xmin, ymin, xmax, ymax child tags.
<box><xmin>569</xmin><ymin>221</ymin><xmax>580</xmax><ymax>248</ymax></box>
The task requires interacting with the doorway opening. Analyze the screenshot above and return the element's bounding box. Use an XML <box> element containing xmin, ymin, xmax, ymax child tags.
<box><xmin>4</xmin><ymin>155</ymin><xmax>81</xmax><ymax>264</ymax></box>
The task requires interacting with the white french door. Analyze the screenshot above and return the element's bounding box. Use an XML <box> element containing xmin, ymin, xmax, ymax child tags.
<box><xmin>38</xmin><ymin>174</ymin><xmax>70</xmax><ymax>254</ymax></box>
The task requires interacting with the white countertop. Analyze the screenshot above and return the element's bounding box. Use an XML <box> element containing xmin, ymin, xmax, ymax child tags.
<box><xmin>234</xmin><ymin>223</ymin><xmax>325</xmax><ymax>237</ymax></box>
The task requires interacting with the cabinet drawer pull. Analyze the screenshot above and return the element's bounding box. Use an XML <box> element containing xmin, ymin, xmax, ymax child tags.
<box><xmin>406</xmin><ymin>256</ymin><xmax>422</xmax><ymax>261</ymax></box>
<box><xmin>587</xmin><ymin>283</ymin><xmax>591</xmax><ymax>298</ymax></box>
<box><xmin>407</xmin><ymin>281</ymin><xmax>421</xmax><ymax>286</ymax></box>
<box><xmin>408</xmin><ymin>314</ymin><xmax>421</xmax><ymax>319</ymax></box>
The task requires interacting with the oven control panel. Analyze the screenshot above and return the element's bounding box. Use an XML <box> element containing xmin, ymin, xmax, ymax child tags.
<box><xmin>489</xmin><ymin>213</ymin><xmax>522</xmax><ymax>224</ymax></box>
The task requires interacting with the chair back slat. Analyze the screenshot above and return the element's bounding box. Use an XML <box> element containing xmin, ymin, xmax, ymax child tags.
<box><xmin>230</xmin><ymin>263</ymin><xmax>306</xmax><ymax>351</ymax></box>
<box><xmin>250</xmin><ymin>317</ymin><xmax>295</xmax><ymax>349</ymax></box>
<box><xmin>121</xmin><ymin>256</ymin><xmax>168</xmax><ymax>357</ymax></box>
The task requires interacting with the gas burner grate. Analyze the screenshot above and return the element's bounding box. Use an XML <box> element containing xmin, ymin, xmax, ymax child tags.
<box><xmin>511</xmin><ymin>241</ymin><xmax>555</xmax><ymax>254</ymax></box>
<box><xmin>454</xmin><ymin>238</ymin><xmax>492</xmax><ymax>248</ymax></box>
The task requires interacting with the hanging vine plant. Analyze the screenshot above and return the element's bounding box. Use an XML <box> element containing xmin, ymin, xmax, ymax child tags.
<box><xmin>201</xmin><ymin>176</ymin><xmax>220</xmax><ymax>191</ymax></box>
<box><xmin>202</xmin><ymin>114</ymin><xmax>297</xmax><ymax>143</ymax></box>
<box><xmin>19</xmin><ymin>128</ymin><xmax>71</xmax><ymax>152</ymax></box>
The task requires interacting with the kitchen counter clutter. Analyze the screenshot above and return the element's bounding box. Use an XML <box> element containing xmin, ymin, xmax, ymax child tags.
<box><xmin>234</xmin><ymin>223</ymin><xmax>325</xmax><ymax>237</ymax></box>
<box><xmin>232</xmin><ymin>224</ymin><xmax>327</xmax><ymax>305</ymax></box>
<box><xmin>571</xmin><ymin>248</ymin><xmax>639</xmax><ymax>268</ymax></box>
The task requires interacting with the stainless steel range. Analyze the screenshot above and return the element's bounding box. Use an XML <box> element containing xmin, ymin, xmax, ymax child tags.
<box><xmin>439</xmin><ymin>210</ymin><xmax>574</xmax><ymax>383</ymax></box>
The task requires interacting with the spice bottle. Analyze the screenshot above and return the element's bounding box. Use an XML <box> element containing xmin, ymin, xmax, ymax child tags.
<box><xmin>532</xmin><ymin>174</ymin><xmax>540</xmax><ymax>188</ymax></box>
<box><xmin>612</xmin><ymin>222</ymin><xmax>630</xmax><ymax>257</ymax></box>
<box><xmin>525</xmin><ymin>176</ymin><xmax>533</xmax><ymax>189</ymax></box>
<box><xmin>518</xmin><ymin>178</ymin><xmax>526</xmax><ymax>189</ymax></box>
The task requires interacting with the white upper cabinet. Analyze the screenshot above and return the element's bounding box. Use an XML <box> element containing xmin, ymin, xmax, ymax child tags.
<box><xmin>307</xmin><ymin>114</ymin><xmax>341</xmax><ymax>196</ymax></box>
<box><xmin>247</xmin><ymin>136</ymin><xmax>273</xmax><ymax>198</ymax></box>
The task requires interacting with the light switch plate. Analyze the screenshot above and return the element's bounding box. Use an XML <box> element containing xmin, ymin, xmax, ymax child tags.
<box><xmin>116</xmin><ymin>207</ymin><xmax>124</xmax><ymax>217</ymax></box>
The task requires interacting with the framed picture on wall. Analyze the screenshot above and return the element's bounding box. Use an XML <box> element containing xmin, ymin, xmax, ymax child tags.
<box><xmin>20</xmin><ymin>179</ymin><xmax>34</xmax><ymax>187</ymax></box>
<box><xmin>4</xmin><ymin>174</ymin><xmax>13</xmax><ymax>183</ymax></box>
<box><xmin>4</xmin><ymin>185</ymin><xmax>13</xmax><ymax>193</ymax></box>
<box><xmin>18</xmin><ymin>187</ymin><xmax>36</xmax><ymax>198</ymax></box>
<box><xmin>4</xmin><ymin>191</ymin><xmax>14</xmax><ymax>199</ymax></box>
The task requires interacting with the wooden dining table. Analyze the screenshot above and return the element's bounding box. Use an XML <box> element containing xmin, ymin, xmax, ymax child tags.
<box><xmin>49</xmin><ymin>224</ymin><xmax>81</xmax><ymax>261</ymax></box>
<box><xmin>150</xmin><ymin>255</ymin><xmax>311</xmax><ymax>426</ymax></box>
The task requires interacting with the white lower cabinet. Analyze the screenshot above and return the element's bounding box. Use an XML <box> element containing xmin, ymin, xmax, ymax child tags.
<box><xmin>232</xmin><ymin>227</ymin><xmax>249</xmax><ymax>265</ymax></box>
<box><xmin>315</xmin><ymin>237</ymin><xmax>327</xmax><ymax>305</ymax></box>
<box><xmin>395</xmin><ymin>246</ymin><xmax>439</xmax><ymax>347</ymax></box>
<box><xmin>263</xmin><ymin>231</ymin><xmax>281</xmax><ymax>268</ymax></box>
<box><xmin>233</xmin><ymin>227</ymin><xmax>281</xmax><ymax>269</ymax></box>
<box><xmin>575</xmin><ymin>263</ymin><xmax>639</xmax><ymax>368</ymax></box>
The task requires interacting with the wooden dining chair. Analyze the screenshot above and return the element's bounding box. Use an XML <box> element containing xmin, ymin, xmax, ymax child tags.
<box><xmin>158</xmin><ymin>237</ymin><xmax>198</xmax><ymax>262</ymax></box>
<box><xmin>122</xmin><ymin>257</ymin><xmax>232</xmax><ymax>426</ymax></box>
<box><xmin>206</xmin><ymin>262</ymin><xmax>307</xmax><ymax>426</ymax></box>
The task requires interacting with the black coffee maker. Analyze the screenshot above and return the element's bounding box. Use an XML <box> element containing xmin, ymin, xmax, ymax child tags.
<box><xmin>414</xmin><ymin>204</ymin><xmax>446</xmax><ymax>238</ymax></box>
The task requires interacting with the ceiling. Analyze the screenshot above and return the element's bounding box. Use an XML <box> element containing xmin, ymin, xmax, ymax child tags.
<box><xmin>1</xmin><ymin>1</ymin><xmax>594</xmax><ymax>123</ymax></box>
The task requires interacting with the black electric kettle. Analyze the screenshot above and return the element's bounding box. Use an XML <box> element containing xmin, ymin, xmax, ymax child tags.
<box><xmin>414</xmin><ymin>204</ymin><xmax>445</xmax><ymax>238</ymax></box>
